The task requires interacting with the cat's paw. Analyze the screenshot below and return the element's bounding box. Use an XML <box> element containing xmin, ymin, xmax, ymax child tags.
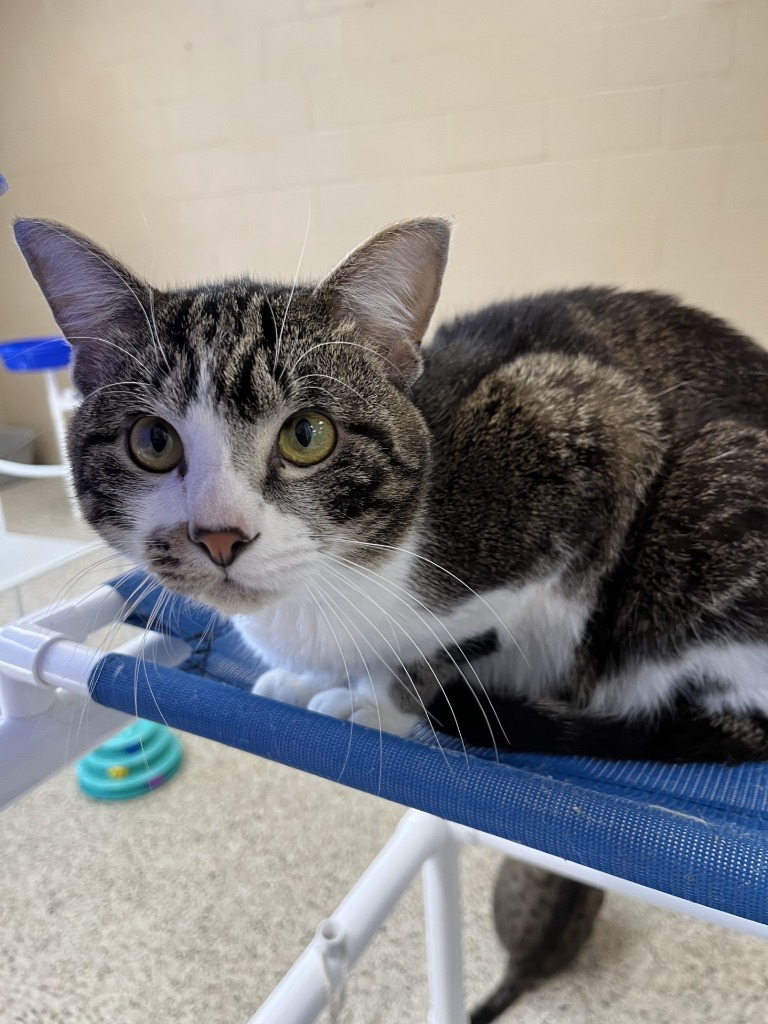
<box><xmin>252</xmin><ymin>669</ymin><xmax>320</xmax><ymax>707</ymax></box>
<box><xmin>352</xmin><ymin>700</ymin><xmax>420</xmax><ymax>737</ymax></box>
<box><xmin>307</xmin><ymin>687</ymin><xmax>419</xmax><ymax>737</ymax></box>
<box><xmin>306</xmin><ymin>687</ymin><xmax>357</xmax><ymax>719</ymax></box>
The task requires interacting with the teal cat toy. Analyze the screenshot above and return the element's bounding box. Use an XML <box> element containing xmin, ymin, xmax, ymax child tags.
<box><xmin>77</xmin><ymin>720</ymin><xmax>183</xmax><ymax>800</ymax></box>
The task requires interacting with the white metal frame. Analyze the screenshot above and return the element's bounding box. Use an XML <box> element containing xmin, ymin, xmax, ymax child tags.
<box><xmin>2</xmin><ymin>585</ymin><xmax>767</xmax><ymax>1024</ymax></box>
<box><xmin>0</xmin><ymin>584</ymin><xmax>190</xmax><ymax>806</ymax></box>
<box><xmin>250</xmin><ymin>808</ymin><xmax>768</xmax><ymax>1024</ymax></box>
<box><xmin>41</xmin><ymin>369</ymin><xmax>79</xmax><ymax>473</ymax></box>
<box><xmin>0</xmin><ymin>456</ymin><xmax>92</xmax><ymax>615</ymax></box>
<box><xmin>0</xmin><ymin>361</ymin><xmax>81</xmax><ymax>516</ymax></box>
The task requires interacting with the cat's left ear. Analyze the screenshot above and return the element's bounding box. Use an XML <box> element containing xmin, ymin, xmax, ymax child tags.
<box><xmin>316</xmin><ymin>218</ymin><xmax>451</xmax><ymax>385</ymax></box>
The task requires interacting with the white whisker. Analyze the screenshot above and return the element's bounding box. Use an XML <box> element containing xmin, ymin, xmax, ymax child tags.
<box><xmin>274</xmin><ymin>199</ymin><xmax>312</xmax><ymax>376</ymax></box>
<box><xmin>340</xmin><ymin>538</ymin><xmax>530</xmax><ymax>668</ymax></box>
<box><xmin>139</xmin><ymin>205</ymin><xmax>173</xmax><ymax>376</ymax></box>
<box><xmin>303</xmin><ymin>579</ymin><xmax>363</xmax><ymax>785</ymax></box>
<box><xmin>134</xmin><ymin>590</ymin><xmax>172</xmax><ymax>734</ymax></box>
<box><xmin>326</xmin><ymin>552</ymin><xmax>506</xmax><ymax>752</ymax></box>
<box><xmin>293</xmin><ymin>372</ymin><xmax>371</xmax><ymax>406</ymax></box>
<box><xmin>318</xmin><ymin>567</ymin><xmax>460</xmax><ymax>769</ymax></box>
<box><xmin>281</xmin><ymin>339</ymin><xmax>407</xmax><ymax>386</ymax></box>
<box><xmin>63</xmin><ymin>334</ymin><xmax>148</xmax><ymax>371</ymax></box>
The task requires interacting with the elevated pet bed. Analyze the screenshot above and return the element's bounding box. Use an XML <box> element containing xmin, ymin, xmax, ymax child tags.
<box><xmin>1</xmin><ymin>569</ymin><xmax>767</xmax><ymax>1023</ymax></box>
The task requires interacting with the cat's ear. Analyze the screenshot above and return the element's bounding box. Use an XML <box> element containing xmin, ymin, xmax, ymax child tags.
<box><xmin>316</xmin><ymin>218</ymin><xmax>451</xmax><ymax>385</ymax></box>
<box><xmin>13</xmin><ymin>218</ymin><xmax>152</xmax><ymax>392</ymax></box>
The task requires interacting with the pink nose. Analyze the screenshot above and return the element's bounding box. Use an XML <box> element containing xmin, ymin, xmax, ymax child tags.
<box><xmin>190</xmin><ymin>526</ymin><xmax>255</xmax><ymax>567</ymax></box>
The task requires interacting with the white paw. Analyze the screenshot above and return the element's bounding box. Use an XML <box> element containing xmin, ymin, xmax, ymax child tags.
<box><xmin>307</xmin><ymin>687</ymin><xmax>356</xmax><ymax>718</ymax></box>
<box><xmin>351</xmin><ymin>700</ymin><xmax>419</xmax><ymax>737</ymax></box>
<box><xmin>308</xmin><ymin>686</ymin><xmax>418</xmax><ymax>737</ymax></box>
<box><xmin>253</xmin><ymin>672</ymin><xmax>420</xmax><ymax>738</ymax></box>
<box><xmin>252</xmin><ymin>668</ymin><xmax>319</xmax><ymax>707</ymax></box>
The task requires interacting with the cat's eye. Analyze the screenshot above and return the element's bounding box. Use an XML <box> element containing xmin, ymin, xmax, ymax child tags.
<box><xmin>128</xmin><ymin>416</ymin><xmax>184</xmax><ymax>473</ymax></box>
<box><xmin>278</xmin><ymin>411</ymin><xmax>337</xmax><ymax>467</ymax></box>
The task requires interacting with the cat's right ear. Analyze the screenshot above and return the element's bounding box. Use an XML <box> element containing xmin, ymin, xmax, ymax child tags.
<box><xmin>13</xmin><ymin>218</ymin><xmax>151</xmax><ymax>393</ymax></box>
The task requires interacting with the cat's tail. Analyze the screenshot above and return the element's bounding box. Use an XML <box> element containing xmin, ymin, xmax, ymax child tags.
<box><xmin>470</xmin><ymin>876</ymin><xmax>603</xmax><ymax>1024</ymax></box>
<box><xmin>427</xmin><ymin>684</ymin><xmax>768</xmax><ymax>763</ymax></box>
<box><xmin>470</xmin><ymin>975</ymin><xmax>530</xmax><ymax>1024</ymax></box>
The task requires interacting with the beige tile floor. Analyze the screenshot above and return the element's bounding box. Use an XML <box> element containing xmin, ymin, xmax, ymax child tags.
<box><xmin>1</xmin><ymin>478</ymin><xmax>767</xmax><ymax>1024</ymax></box>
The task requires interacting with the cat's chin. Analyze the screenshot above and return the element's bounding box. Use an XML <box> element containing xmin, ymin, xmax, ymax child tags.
<box><xmin>153</xmin><ymin>571</ymin><xmax>283</xmax><ymax>615</ymax></box>
<box><xmin>204</xmin><ymin>585</ymin><xmax>283</xmax><ymax>615</ymax></box>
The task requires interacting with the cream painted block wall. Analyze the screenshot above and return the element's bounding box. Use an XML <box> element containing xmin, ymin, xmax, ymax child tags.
<box><xmin>1</xmin><ymin>0</ymin><xmax>767</xmax><ymax>461</ymax></box>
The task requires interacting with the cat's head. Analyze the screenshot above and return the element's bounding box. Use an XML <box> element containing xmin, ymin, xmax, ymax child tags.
<box><xmin>14</xmin><ymin>217</ymin><xmax>450</xmax><ymax>612</ymax></box>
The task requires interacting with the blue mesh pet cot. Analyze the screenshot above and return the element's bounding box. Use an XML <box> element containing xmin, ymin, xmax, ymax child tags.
<box><xmin>1</xmin><ymin>568</ymin><xmax>767</xmax><ymax>1023</ymax></box>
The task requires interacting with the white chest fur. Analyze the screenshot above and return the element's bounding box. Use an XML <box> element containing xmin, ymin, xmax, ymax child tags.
<box><xmin>235</xmin><ymin>552</ymin><xmax>589</xmax><ymax>698</ymax></box>
<box><xmin>478</xmin><ymin>575</ymin><xmax>589</xmax><ymax>697</ymax></box>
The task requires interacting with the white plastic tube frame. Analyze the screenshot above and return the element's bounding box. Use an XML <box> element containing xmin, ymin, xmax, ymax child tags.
<box><xmin>0</xmin><ymin>582</ymin><xmax>190</xmax><ymax>808</ymax></box>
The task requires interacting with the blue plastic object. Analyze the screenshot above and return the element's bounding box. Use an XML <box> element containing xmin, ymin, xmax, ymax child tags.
<box><xmin>0</xmin><ymin>336</ymin><xmax>72</xmax><ymax>372</ymax></box>
<box><xmin>76</xmin><ymin>719</ymin><xmax>183</xmax><ymax>800</ymax></box>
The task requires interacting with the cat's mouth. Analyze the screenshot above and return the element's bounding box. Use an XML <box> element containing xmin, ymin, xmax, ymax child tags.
<box><xmin>150</xmin><ymin>561</ymin><xmax>285</xmax><ymax>613</ymax></box>
<box><xmin>143</xmin><ymin>525</ymin><xmax>306</xmax><ymax>613</ymax></box>
<box><xmin>199</xmin><ymin>577</ymin><xmax>285</xmax><ymax>614</ymax></box>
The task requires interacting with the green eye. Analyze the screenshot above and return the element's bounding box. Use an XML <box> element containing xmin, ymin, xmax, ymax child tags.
<box><xmin>278</xmin><ymin>411</ymin><xmax>337</xmax><ymax>467</ymax></box>
<box><xmin>128</xmin><ymin>416</ymin><xmax>184</xmax><ymax>473</ymax></box>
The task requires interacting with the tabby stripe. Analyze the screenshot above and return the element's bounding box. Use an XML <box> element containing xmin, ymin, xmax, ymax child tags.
<box><xmin>444</xmin><ymin>628</ymin><xmax>499</xmax><ymax>667</ymax></box>
<box><xmin>347</xmin><ymin>421</ymin><xmax>421</xmax><ymax>476</ymax></box>
<box><xmin>259</xmin><ymin>297</ymin><xmax>278</xmax><ymax>351</ymax></box>
<box><xmin>231</xmin><ymin>291</ymin><xmax>252</xmax><ymax>337</ymax></box>
<box><xmin>165</xmin><ymin>295</ymin><xmax>195</xmax><ymax>348</ymax></box>
<box><xmin>329</xmin><ymin>474</ymin><xmax>386</xmax><ymax>519</ymax></box>
<box><xmin>228</xmin><ymin>346</ymin><xmax>260</xmax><ymax>411</ymax></box>
<box><xmin>199</xmin><ymin>296</ymin><xmax>220</xmax><ymax>344</ymax></box>
<box><xmin>80</xmin><ymin>430</ymin><xmax>118</xmax><ymax>452</ymax></box>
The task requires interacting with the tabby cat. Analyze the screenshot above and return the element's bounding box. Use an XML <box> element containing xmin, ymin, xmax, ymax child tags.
<box><xmin>14</xmin><ymin>216</ymin><xmax>768</xmax><ymax>762</ymax></box>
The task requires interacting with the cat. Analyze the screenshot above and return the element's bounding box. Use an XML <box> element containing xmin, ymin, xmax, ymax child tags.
<box><xmin>472</xmin><ymin>859</ymin><xmax>604</xmax><ymax>1024</ymax></box>
<box><xmin>14</xmin><ymin>215</ymin><xmax>768</xmax><ymax>762</ymax></box>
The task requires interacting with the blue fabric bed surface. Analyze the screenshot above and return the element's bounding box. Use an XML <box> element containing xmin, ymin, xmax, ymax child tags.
<box><xmin>91</xmin><ymin>571</ymin><xmax>768</xmax><ymax>925</ymax></box>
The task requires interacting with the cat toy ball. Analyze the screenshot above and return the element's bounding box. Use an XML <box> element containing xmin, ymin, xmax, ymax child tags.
<box><xmin>76</xmin><ymin>719</ymin><xmax>183</xmax><ymax>800</ymax></box>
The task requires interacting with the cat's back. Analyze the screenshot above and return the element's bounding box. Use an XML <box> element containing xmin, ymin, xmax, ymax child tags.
<box><xmin>419</xmin><ymin>287</ymin><xmax>768</xmax><ymax>437</ymax></box>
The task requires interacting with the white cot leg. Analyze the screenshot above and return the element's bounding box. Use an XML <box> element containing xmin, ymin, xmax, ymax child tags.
<box><xmin>249</xmin><ymin>810</ymin><xmax>454</xmax><ymax>1024</ymax></box>
<box><xmin>422</xmin><ymin>829</ymin><xmax>468</xmax><ymax>1024</ymax></box>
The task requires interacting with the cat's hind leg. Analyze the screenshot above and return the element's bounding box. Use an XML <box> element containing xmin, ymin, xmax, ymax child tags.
<box><xmin>427</xmin><ymin>683</ymin><xmax>768</xmax><ymax>762</ymax></box>
<box><xmin>430</xmin><ymin>418</ymin><xmax>768</xmax><ymax>761</ymax></box>
<box><xmin>588</xmin><ymin>417</ymin><xmax>768</xmax><ymax>758</ymax></box>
